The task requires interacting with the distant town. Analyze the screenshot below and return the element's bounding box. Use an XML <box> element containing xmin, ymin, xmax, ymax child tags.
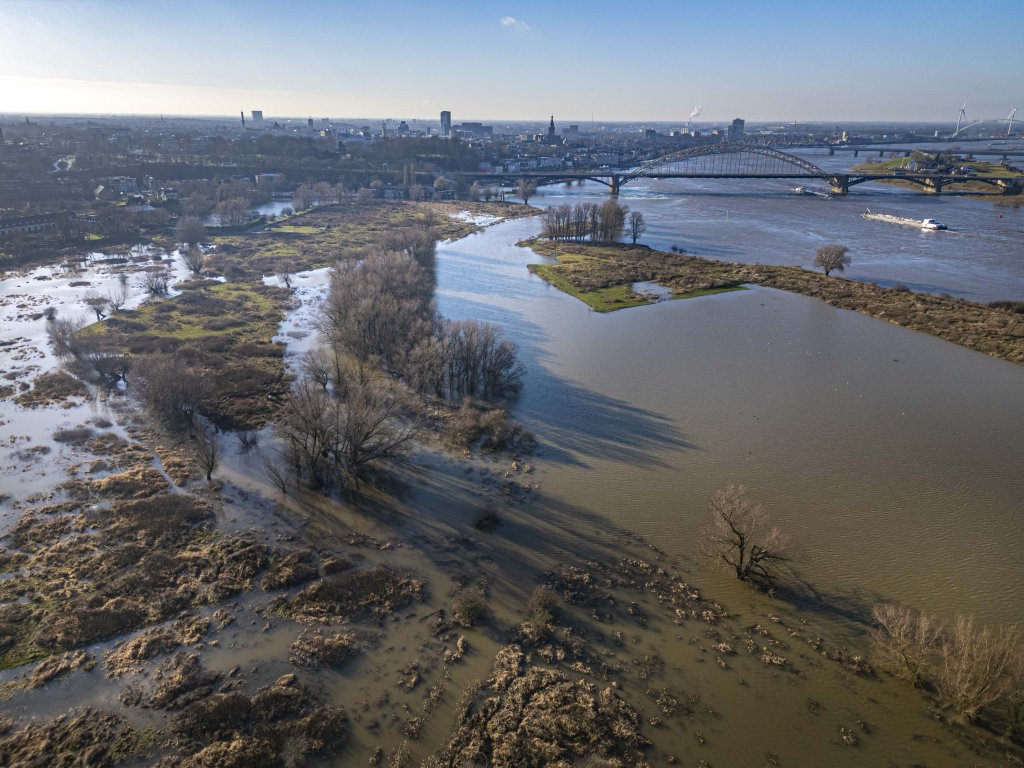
<box><xmin>3</xmin><ymin>108</ymin><xmax>1020</xmax><ymax>251</ymax></box>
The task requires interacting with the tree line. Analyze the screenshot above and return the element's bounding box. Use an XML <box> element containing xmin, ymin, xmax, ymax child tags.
<box><xmin>540</xmin><ymin>201</ymin><xmax>646</xmax><ymax>244</ymax></box>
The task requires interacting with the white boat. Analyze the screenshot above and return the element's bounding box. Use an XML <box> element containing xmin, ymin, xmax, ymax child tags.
<box><xmin>862</xmin><ymin>210</ymin><xmax>948</xmax><ymax>230</ymax></box>
<box><xmin>794</xmin><ymin>186</ymin><xmax>832</xmax><ymax>199</ymax></box>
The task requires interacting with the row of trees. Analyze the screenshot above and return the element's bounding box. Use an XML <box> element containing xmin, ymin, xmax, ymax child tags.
<box><xmin>540</xmin><ymin>202</ymin><xmax>646</xmax><ymax>245</ymax></box>
<box><xmin>267</xmin><ymin>229</ymin><xmax>525</xmax><ymax>491</ymax></box>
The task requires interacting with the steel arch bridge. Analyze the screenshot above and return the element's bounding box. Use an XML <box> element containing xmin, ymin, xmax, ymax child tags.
<box><xmin>624</xmin><ymin>143</ymin><xmax>827</xmax><ymax>183</ymax></box>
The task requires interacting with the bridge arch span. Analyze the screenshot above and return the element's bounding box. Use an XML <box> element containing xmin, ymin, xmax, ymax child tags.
<box><xmin>625</xmin><ymin>143</ymin><xmax>828</xmax><ymax>182</ymax></box>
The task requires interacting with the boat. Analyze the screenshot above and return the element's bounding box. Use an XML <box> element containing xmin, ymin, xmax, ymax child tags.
<box><xmin>794</xmin><ymin>186</ymin><xmax>833</xmax><ymax>199</ymax></box>
<box><xmin>862</xmin><ymin>210</ymin><xmax>948</xmax><ymax>230</ymax></box>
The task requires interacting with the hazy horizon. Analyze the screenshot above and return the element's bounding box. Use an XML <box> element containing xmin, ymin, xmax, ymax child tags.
<box><xmin>1</xmin><ymin>0</ymin><xmax>1021</xmax><ymax>124</ymax></box>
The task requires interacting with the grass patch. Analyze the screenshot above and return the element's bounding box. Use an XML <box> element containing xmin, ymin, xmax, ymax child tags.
<box><xmin>526</xmin><ymin>239</ymin><xmax>744</xmax><ymax>313</ymax></box>
<box><xmin>270</xmin><ymin>225</ymin><xmax>323</xmax><ymax>235</ymax></box>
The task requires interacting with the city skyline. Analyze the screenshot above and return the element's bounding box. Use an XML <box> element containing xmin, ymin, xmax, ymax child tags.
<box><xmin>1</xmin><ymin>0</ymin><xmax>1022</xmax><ymax>123</ymax></box>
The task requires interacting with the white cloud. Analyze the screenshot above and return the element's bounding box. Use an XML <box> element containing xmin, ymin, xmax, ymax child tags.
<box><xmin>499</xmin><ymin>16</ymin><xmax>530</xmax><ymax>31</ymax></box>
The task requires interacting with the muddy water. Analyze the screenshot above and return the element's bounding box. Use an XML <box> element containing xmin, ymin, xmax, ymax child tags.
<box><xmin>433</xmin><ymin>215</ymin><xmax>1024</xmax><ymax>764</ymax></box>
<box><xmin>436</xmin><ymin>217</ymin><xmax>1024</xmax><ymax>628</ymax></box>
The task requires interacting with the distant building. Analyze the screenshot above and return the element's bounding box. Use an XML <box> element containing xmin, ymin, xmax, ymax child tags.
<box><xmin>455</xmin><ymin>122</ymin><xmax>492</xmax><ymax>139</ymax></box>
<box><xmin>307</xmin><ymin>117</ymin><xmax>314</xmax><ymax>129</ymax></box>
<box><xmin>252</xmin><ymin>110</ymin><xmax>264</xmax><ymax>127</ymax></box>
<box><xmin>0</xmin><ymin>212</ymin><xmax>65</xmax><ymax>238</ymax></box>
<box><xmin>440</xmin><ymin>110</ymin><xmax>452</xmax><ymax>137</ymax></box>
<box><xmin>566</xmin><ymin>124</ymin><xmax>579</xmax><ymax>138</ymax></box>
<box><xmin>727</xmin><ymin>118</ymin><xmax>745</xmax><ymax>143</ymax></box>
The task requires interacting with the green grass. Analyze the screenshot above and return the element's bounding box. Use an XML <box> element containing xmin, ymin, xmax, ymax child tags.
<box><xmin>525</xmin><ymin>239</ymin><xmax>745</xmax><ymax>313</ymax></box>
<box><xmin>271</xmin><ymin>225</ymin><xmax>323</xmax><ymax>234</ymax></box>
<box><xmin>529</xmin><ymin>263</ymin><xmax>653</xmax><ymax>312</ymax></box>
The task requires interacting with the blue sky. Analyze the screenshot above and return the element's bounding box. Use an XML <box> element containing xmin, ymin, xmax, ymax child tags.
<box><xmin>1</xmin><ymin>0</ymin><xmax>1021</xmax><ymax>123</ymax></box>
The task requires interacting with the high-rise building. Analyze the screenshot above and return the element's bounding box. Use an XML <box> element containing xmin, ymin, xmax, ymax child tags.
<box><xmin>727</xmin><ymin>118</ymin><xmax>745</xmax><ymax>143</ymax></box>
<box><xmin>252</xmin><ymin>110</ymin><xmax>264</xmax><ymax>127</ymax></box>
<box><xmin>440</xmin><ymin>111</ymin><xmax>452</xmax><ymax>137</ymax></box>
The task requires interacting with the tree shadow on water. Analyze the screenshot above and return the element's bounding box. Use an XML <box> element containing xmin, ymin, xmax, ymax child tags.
<box><xmin>524</xmin><ymin>371</ymin><xmax>698</xmax><ymax>470</ymax></box>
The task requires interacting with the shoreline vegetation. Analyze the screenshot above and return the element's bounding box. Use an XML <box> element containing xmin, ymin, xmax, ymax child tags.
<box><xmin>0</xmin><ymin>201</ymin><xmax>1022</xmax><ymax>766</ymax></box>
<box><xmin>523</xmin><ymin>238</ymin><xmax>1024</xmax><ymax>366</ymax></box>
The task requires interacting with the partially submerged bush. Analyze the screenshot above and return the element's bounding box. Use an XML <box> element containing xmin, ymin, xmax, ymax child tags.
<box><xmin>452</xmin><ymin>586</ymin><xmax>488</xmax><ymax>628</ymax></box>
<box><xmin>289</xmin><ymin>630</ymin><xmax>360</xmax><ymax>669</ymax></box>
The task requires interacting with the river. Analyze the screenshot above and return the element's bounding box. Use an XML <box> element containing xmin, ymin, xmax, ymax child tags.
<box><xmin>435</xmin><ymin>189</ymin><xmax>1024</xmax><ymax>632</ymax></box>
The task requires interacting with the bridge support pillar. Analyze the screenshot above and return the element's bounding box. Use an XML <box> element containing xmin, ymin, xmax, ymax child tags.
<box><xmin>828</xmin><ymin>147</ymin><xmax>834</xmax><ymax>156</ymax></box>
<box><xmin>923</xmin><ymin>179</ymin><xmax>942</xmax><ymax>194</ymax></box>
<box><xmin>853</xmin><ymin>149</ymin><xmax>859</xmax><ymax>158</ymax></box>
<box><xmin>830</xmin><ymin>175</ymin><xmax>849</xmax><ymax>196</ymax></box>
<box><xmin>609</xmin><ymin>174</ymin><xmax>621</xmax><ymax>195</ymax></box>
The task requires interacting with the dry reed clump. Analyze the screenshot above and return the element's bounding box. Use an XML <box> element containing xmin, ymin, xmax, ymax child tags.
<box><xmin>289</xmin><ymin>630</ymin><xmax>360</xmax><ymax>669</ymax></box>
<box><xmin>14</xmin><ymin>370</ymin><xmax>89</xmax><ymax>408</ymax></box>
<box><xmin>519</xmin><ymin>587</ymin><xmax>558</xmax><ymax>646</ymax></box>
<box><xmin>434</xmin><ymin>646</ymin><xmax>649</xmax><ymax>767</ymax></box>
<box><xmin>0</xmin><ymin>490</ymin><xmax>272</xmax><ymax>666</ymax></box>
<box><xmin>157</xmin><ymin>673</ymin><xmax>349</xmax><ymax>768</ymax></box>
<box><xmin>0</xmin><ymin>710</ymin><xmax>144</xmax><ymax>767</ymax></box>
<box><xmin>0</xmin><ymin>651</ymin><xmax>96</xmax><ymax>701</ymax></box>
<box><xmin>79</xmin><ymin>465</ymin><xmax>170</xmax><ymax>501</ymax></box>
<box><xmin>104</xmin><ymin>617</ymin><xmax>210</xmax><ymax>677</ymax></box>
<box><xmin>52</xmin><ymin>425</ymin><xmax>96</xmax><ymax>445</ymax></box>
<box><xmin>272</xmin><ymin>565</ymin><xmax>426</xmax><ymax>624</ymax></box>
<box><xmin>262</xmin><ymin>549</ymin><xmax>319</xmax><ymax>591</ymax></box>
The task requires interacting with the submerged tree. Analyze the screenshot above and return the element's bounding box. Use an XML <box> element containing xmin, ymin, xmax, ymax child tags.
<box><xmin>629</xmin><ymin>210</ymin><xmax>647</xmax><ymax>245</ymax></box>
<box><xmin>813</xmin><ymin>244</ymin><xmax>851</xmax><ymax>276</ymax></box>
<box><xmin>517</xmin><ymin>178</ymin><xmax>536</xmax><ymax>206</ymax></box>
<box><xmin>870</xmin><ymin>603</ymin><xmax>943</xmax><ymax>687</ymax></box>
<box><xmin>702</xmin><ymin>485</ymin><xmax>789</xmax><ymax>588</ymax></box>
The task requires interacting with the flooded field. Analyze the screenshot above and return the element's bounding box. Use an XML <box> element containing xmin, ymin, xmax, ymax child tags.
<box><xmin>0</xmin><ymin>202</ymin><xmax>1020</xmax><ymax>766</ymax></box>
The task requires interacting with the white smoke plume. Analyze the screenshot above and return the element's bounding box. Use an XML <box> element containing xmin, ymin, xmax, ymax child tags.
<box><xmin>689</xmin><ymin>105</ymin><xmax>703</xmax><ymax>120</ymax></box>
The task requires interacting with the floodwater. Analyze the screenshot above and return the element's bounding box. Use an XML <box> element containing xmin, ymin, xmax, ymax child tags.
<box><xmin>433</xmin><ymin>208</ymin><xmax>1024</xmax><ymax>764</ymax></box>
<box><xmin>435</xmin><ymin>214</ymin><xmax>1024</xmax><ymax>630</ymax></box>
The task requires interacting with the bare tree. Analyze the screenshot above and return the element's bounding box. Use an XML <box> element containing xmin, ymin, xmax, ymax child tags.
<box><xmin>813</xmin><ymin>244</ymin><xmax>851</xmax><ymax>277</ymax></box>
<box><xmin>334</xmin><ymin>366</ymin><xmax>418</xmax><ymax>482</ymax></box>
<box><xmin>629</xmin><ymin>211</ymin><xmax>647</xmax><ymax>245</ymax></box>
<box><xmin>107</xmin><ymin>273</ymin><xmax>129</xmax><ymax>313</ymax></box>
<box><xmin>46</xmin><ymin>316</ymin><xmax>85</xmax><ymax>359</ymax></box>
<box><xmin>191</xmin><ymin>424</ymin><xmax>220</xmax><ymax>482</ymax></box>
<box><xmin>276</xmin><ymin>261</ymin><xmax>295</xmax><ymax>288</ymax></box>
<box><xmin>517</xmin><ymin>179</ymin><xmax>536</xmax><ymax>206</ymax></box>
<box><xmin>870</xmin><ymin>603</ymin><xmax>943</xmax><ymax>686</ymax></box>
<box><xmin>702</xmin><ymin>485</ymin><xmax>789</xmax><ymax>588</ymax></box>
<box><xmin>180</xmin><ymin>246</ymin><xmax>205</xmax><ymax>275</ymax></box>
<box><xmin>139</xmin><ymin>268</ymin><xmax>170</xmax><ymax>297</ymax></box>
<box><xmin>133</xmin><ymin>353</ymin><xmax>205</xmax><ymax>430</ymax></box>
<box><xmin>83</xmin><ymin>291</ymin><xmax>108</xmax><ymax>321</ymax></box>
<box><xmin>175</xmin><ymin>216</ymin><xmax>206</xmax><ymax>249</ymax></box>
<box><xmin>214</xmin><ymin>197</ymin><xmax>251</xmax><ymax>227</ymax></box>
<box><xmin>934</xmin><ymin>617</ymin><xmax>1018</xmax><ymax>724</ymax></box>
<box><xmin>1004</xmin><ymin>645</ymin><xmax>1024</xmax><ymax>738</ymax></box>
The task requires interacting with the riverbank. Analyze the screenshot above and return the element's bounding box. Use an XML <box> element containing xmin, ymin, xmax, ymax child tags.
<box><xmin>524</xmin><ymin>239</ymin><xmax>1024</xmax><ymax>366</ymax></box>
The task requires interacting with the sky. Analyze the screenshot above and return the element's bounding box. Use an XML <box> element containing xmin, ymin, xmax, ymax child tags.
<box><xmin>1</xmin><ymin>0</ymin><xmax>1022</xmax><ymax>124</ymax></box>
